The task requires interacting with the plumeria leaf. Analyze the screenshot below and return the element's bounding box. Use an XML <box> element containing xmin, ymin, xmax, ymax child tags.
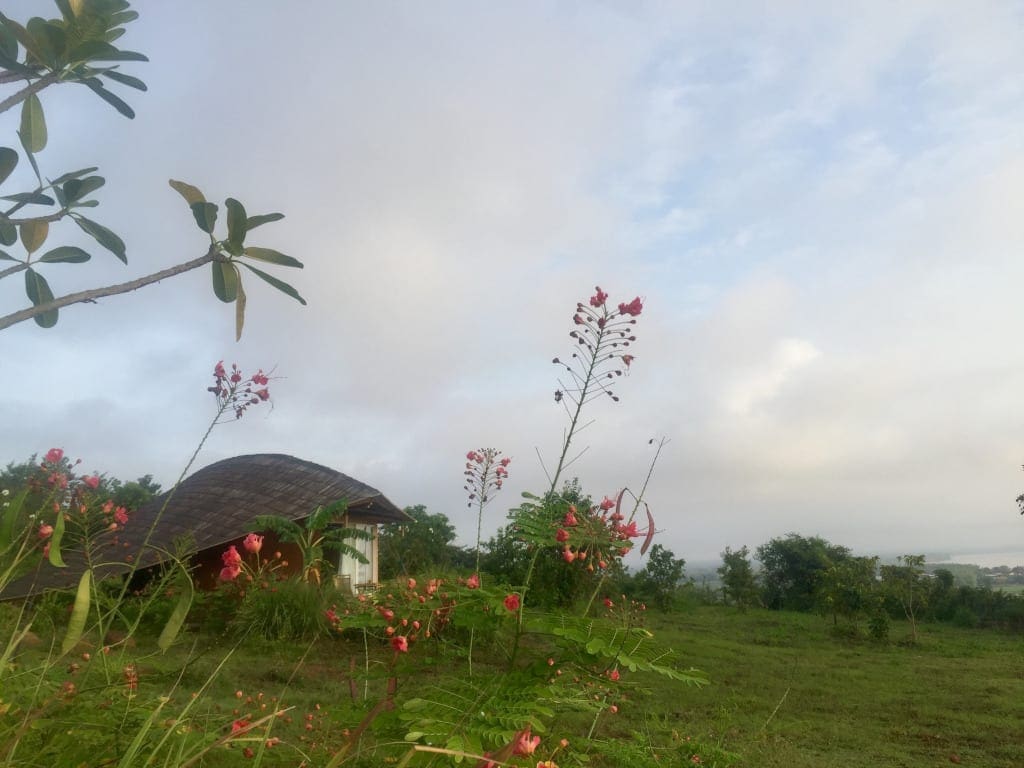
<box><xmin>242</xmin><ymin>247</ymin><xmax>303</xmax><ymax>268</ymax></box>
<box><xmin>0</xmin><ymin>249</ymin><xmax>16</xmax><ymax>261</ymax></box>
<box><xmin>190</xmin><ymin>201</ymin><xmax>217</xmax><ymax>234</ymax></box>
<box><xmin>1</xmin><ymin>192</ymin><xmax>53</xmax><ymax>205</ymax></box>
<box><xmin>81</xmin><ymin>78</ymin><xmax>136</xmax><ymax>118</ymax></box>
<box><xmin>19</xmin><ymin>219</ymin><xmax>48</xmax><ymax>254</ymax></box>
<box><xmin>225</xmin><ymin>197</ymin><xmax>246</xmax><ymax>254</ymax></box>
<box><xmin>61</xmin><ymin>569</ymin><xmax>92</xmax><ymax>655</ymax></box>
<box><xmin>38</xmin><ymin>246</ymin><xmax>90</xmax><ymax>263</ymax></box>
<box><xmin>0</xmin><ymin>19</ymin><xmax>17</xmax><ymax>60</ymax></box>
<box><xmin>48</xmin><ymin>507</ymin><xmax>66</xmax><ymax>567</ymax></box>
<box><xmin>245</xmin><ymin>212</ymin><xmax>283</xmax><ymax>230</ymax></box>
<box><xmin>0</xmin><ymin>147</ymin><xmax>18</xmax><ymax>185</ymax></box>
<box><xmin>235</xmin><ymin>275</ymin><xmax>247</xmax><ymax>341</ymax></box>
<box><xmin>63</xmin><ymin>175</ymin><xmax>105</xmax><ymax>204</ymax></box>
<box><xmin>240</xmin><ymin>262</ymin><xmax>307</xmax><ymax>305</ymax></box>
<box><xmin>168</xmin><ymin>179</ymin><xmax>205</xmax><ymax>206</ymax></box>
<box><xmin>50</xmin><ymin>166</ymin><xmax>99</xmax><ymax>185</ymax></box>
<box><xmin>24</xmin><ymin>268</ymin><xmax>57</xmax><ymax>327</ymax></box>
<box><xmin>211</xmin><ymin>259</ymin><xmax>237</xmax><ymax>302</ymax></box>
<box><xmin>20</xmin><ymin>93</ymin><xmax>46</xmax><ymax>153</ymax></box>
<box><xmin>73</xmin><ymin>215</ymin><xmax>126</xmax><ymax>262</ymax></box>
<box><xmin>69</xmin><ymin>39</ymin><xmax>148</xmax><ymax>63</ymax></box>
<box><xmin>0</xmin><ymin>222</ymin><xmax>15</xmax><ymax>246</ymax></box>
<box><xmin>102</xmin><ymin>68</ymin><xmax>147</xmax><ymax>91</ymax></box>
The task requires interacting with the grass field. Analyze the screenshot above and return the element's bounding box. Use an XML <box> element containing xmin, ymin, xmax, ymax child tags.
<box><xmin>640</xmin><ymin>607</ymin><xmax>1024</xmax><ymax>767</ymax></box>
<box><xmin>4</xmin><ymin>605</ymin><xmax>1023</xmax><ymax>766</ymax></box>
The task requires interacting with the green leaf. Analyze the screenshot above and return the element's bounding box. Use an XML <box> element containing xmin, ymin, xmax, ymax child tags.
<box><xmin>19</xmin><ymin>94</ymin><xmax>46</xmax><ymax>153</ymax></box>
<box><xmin>168</xmin><ymin>179</ymin><xmax>205</xmax><ymax>206</ymax></box>
<box><xmin>20</xmin><ymin>219</ymin><xmax>48</xmax><ymax>253</ymax></box>
<box><xmin>61</xmin><ymin>569</ymin><xmax>92</xmax><ymax>655</ymax></box>
<box><xmin>102</xmin><ymin>69</ymin><xmax>147</xmax><ymax>91</ymax></box>
<box><xmin>157</xmin><ymin>577</ymin><xmax>194</xmax><ymax>652</ymax></box>
<box><xmin>243</xmin><ymin>247</ymin><xmax>303</xmax><ymax>269</ymax></box>
<box><xmin>25</xmin><ymin>18</ymin><xmax>61</xmax><ymax>68</ymax></box>
<box><xmin>25</xmin><ymin>268</ymin><xmax>57</xmax><ymax>327</ymax></box>
<box><xmin>235</xmin><ymin>276</ymin><xmax>246</xmax><ymax>341</ymax></box>
<box><xmin>191</xmin><ymin>201</ymin><xmax>218</xmax><ymax>234</ymax></box>
<box><xmin>245</xmin><ymin>212</ymin><xmax>284</xmax><ymax>230</ymax></box>
<box><xmin>81</xmin><ymin>78</ymin><xmax>135</xmax><ymax>118</ymax></box>
<box><xmin>225</xmin><ymin>197</ymin><xmax>247</xmax><ymax>254</ymax></box>
<box><xmin>109</xmin><ymin>10</ymin><xmax>140</xmax><ymax>25</ymax></box>
<box><xmin>48</xmin><ymin>508</ymin><xmax>66</xmax><ymax>567</ymax></box>
<box><xmin>0</xmin><ymin>249</ymin><xmax>16</xmax><ymax>261</ymax></box>
<box><xmin>39</xmin><ymin>246</ymin><xmax>90</xmax><ymax>263</ymax></box>
<box><xmin>50</xmin><ymin>166</ymin><xmax>99</xmax><ymax>185</ymax></box>
<box><xmin>211</xmin><ymin>260</ymin><xmax>237</xmax><ymax>302</ymax></box>
<box><xmin>0</xmin><ymin>14</ymin><xmax>39</xmax><ymax>63</ymax></box>
<box><xmin>0</xmin><ymin>489</ymin><xmax>28</xmax><ymax>550</ymax></box>
<box><xmin>0</xmin><ymin>147</ymin><xmax>18</xmax><ymax>185</ymax></box>
<box><xmin>73</xmin><ymin>215</ymin><xmax>126</xmax><ymax>262</ymax></box>
<box><xmin>1</xmin><ymin>192</ymin><xmax>53</xmax><ymax>205</ymax></box>
<box><xmin>63</xmin><ymin>175</ymin><xmax>105</xmax><ymax>204</ymax></box>
<box><xmin>236</xmin><ymin>264</ymin><xmax>305</xmax><ymax>305</ymax></box>
<box><xmin>0</xmin><ymin>19</ymin><xmax>17</xmax><ymax>61</ymax></box>
<box><xmin>0</xmin><ymin>221</ymin><xmax>15</xmax><ymax>246</ymax></box>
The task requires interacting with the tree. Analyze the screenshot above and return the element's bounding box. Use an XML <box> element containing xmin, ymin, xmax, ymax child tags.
<box><xmin>0</xmin><ymin>2</ymin><xmax>304</xmax><ymax>337</ymax></box>
<box><xmin>253</xmin><ymin>501</ymin><xmax>368</xmax><ymax>585</ymax></box>
<box><xmin>634</xmin><ymin>543</ymin><xmax>686</xmax><ymax>611</ymax></box>
<box><xmin>814</xmin><ymin>555</ymin><xmax>878</xmax><ymax>626</ymax></box>
<box><xmin>378</xmin><ymin>505</ymin><xmax>470</xmax><ymax>579</ymax></box>
<box><xmin>718</xmin><ymin>545</ymin><xmax>759</xmax><ymax>609</ymax></box>
<box><xmin>880</xmin><ymin>554</ymin><xmax>928</xmax><ymax>643</ymax></box>
<box><xmin>755</xmin><ymin>533</ymin><xmax>851</xmax><ymax>611</ymax></box>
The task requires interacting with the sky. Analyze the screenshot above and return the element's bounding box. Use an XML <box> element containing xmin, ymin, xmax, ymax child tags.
<box><xmin>2</xmin><ymin>1</ymin><xmax>1024</xmax><ymax>565</ymax></box>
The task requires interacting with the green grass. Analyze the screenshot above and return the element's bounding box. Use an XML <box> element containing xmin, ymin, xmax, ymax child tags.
<box><xmin>637</xmin><ymin>607</ymin><xmax>1024</xmax><ymax>767</ymax></box>
<box><xmin>3</xmin><ymin>606</ymin><xmax>1023</xmax><ymax>766</ymax></box>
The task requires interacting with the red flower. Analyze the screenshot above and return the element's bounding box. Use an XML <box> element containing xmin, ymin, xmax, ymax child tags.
<box><xmin>564</xmin><ymin>508</ymin><xmax>578</xmax><ymax>526</ymax></box>
<box><xmin>222</xmin><ymin>545</ymin><xmax>242</xmax><ymax>567</ymax></box>
<box><xmin>607</xmin><ymin>668</ymin><xmax>620</xmax><ymax>681</ymax></box>
<box><xmin>599</xmin><ymin>496</ymin><xmax>615</xmax><ymax>511</ymax></box>
<box><xmin>38</xmin><ymin>524</ymin><xmax>53</xmax><ymax>539</ymax></box>
<box><xmin>562</xmin><ymin>547</ymin><xmax>576</xmax><ymax>563</ymax></box>
<box><xmin>83</xmin><ymin>475</ymin><xmax>100</xmax><ymax>490</ymax></box>
<box><xmin>466</xmin><ymin>573</ymin><xmax>480</xmax><ymax>589</ymax></box>
<box><xmin>622</xmin><ymin>354</ymin><xmax>634</xmax><ymax>367</ymax></box>
<box><xmin>114</xmin><ymin>507</ymin><xmax>129</xmax><ymax>525</ymax></box>
<box><xmin>44</xmin><ymin>448</ymin><xmax>64</xmax><ymax>464</ymax></box>
<box><xmin>555</xmin><ymin>528</ymin><xmax>570</xmax><ymax>543</ymax></box>
<box><xmin>617</xmin><ymin>297</ymin><xmax>643</xmax><ymax>316</ymax></box>
<box><xmin>603</xmin><ymin>597</ymin><xmax>614</xmax><ymax>608</ymax></box>
<box><xmin>219</xmin><ymin>565</ymin><xmax>240</xmax><ymax>581</ymax></box>
<box><xmin>589</xmin><ymin>287</ymin><xmax>608</xmax><ymax>308</ymax></box>
<box><xmin>242</xmin><ymin>533</ymin><xmax>263</xmax><ymax>554</ymax></box>
<box><xmin>504</xmin><ymin>593</ymin><xmax>520</xmax><ymax>612</ymax></box>
<box><xmin>513</xmin><ymin>727</ymin><xmax>541</xmax><ymax>756</ymax></box>
<box><xmin>232</xmin><ymin>718</ymin><xmax>251</xmax><ymax>734</ymax></box>
<box><xmin>391</xmin><ymin>635</ymin><xmax>409</xmax><ymax>652</ymax></box>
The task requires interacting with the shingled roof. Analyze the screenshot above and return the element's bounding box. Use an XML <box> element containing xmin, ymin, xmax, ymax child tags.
<box><xmin>2</xmin><ymin>454</ymin><xmax>407</xmax><ymax>599</ymax></box>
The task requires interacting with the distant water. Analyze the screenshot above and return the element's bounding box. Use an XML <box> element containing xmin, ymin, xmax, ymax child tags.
<box><xmin>935</xmin><ymin>551</ymin><xmax>1024</xmax><ymax>568</ymax></box>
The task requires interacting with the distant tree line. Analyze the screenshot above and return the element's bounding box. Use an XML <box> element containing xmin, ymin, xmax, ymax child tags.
<box><xmin>715</xmin><ymin>533</ymin><xmax>1024</xmax><ymax>638</ymax></box>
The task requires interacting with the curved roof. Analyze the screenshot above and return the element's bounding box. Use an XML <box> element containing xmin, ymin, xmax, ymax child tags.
<box><xmin>3</xmin><ymin>454</ymin><xmax>407</xmax><ymax>599</ymax></box>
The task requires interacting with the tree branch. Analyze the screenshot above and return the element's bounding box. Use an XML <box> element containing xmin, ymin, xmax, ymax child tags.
<box><xmin>0</xmin><ymin>71</ymin><xmax>61</xmax><ymax>115</ymax></box>
<box><xmin>0</xmin><ymin>247</ymin><xmax>217</xmax><ymax>331</ymax></box>
<box><xmin>0</xmin><ymin>262</ymin><xmax>27</xmax><ymax>280</ymax></box>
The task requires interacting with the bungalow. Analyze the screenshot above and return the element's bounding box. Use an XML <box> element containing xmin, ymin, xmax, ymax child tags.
<box><xmin>2</xmin><ymin>454</ymin><xmax>409</xmax><ymax>599</ymax></box>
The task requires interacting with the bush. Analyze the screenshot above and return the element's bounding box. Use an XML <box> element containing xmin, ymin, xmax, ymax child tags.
<box><xmin>230</xmin><ymin>577</ymin><xmax>342</xmax><ymax>640</ymax></box>
<box><xmin>867</xmin><ymin>609</ymin><xmax>890</xmax><ymax>642</ymax></box>
<box><xmin>952</xmin><ymin>606</ymin><xmax>979</xmax><ymax>629</ymax></box>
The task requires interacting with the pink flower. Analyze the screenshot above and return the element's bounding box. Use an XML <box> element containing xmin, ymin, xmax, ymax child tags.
<box><xmin>499</xmin><ymin>457</ymin><xmax>511</xmax><ymax>467</ymax></box>
<box><xmin>466</xmin><ymin>573</ymin><xmax>480</xmax><ymax>589</ymax></box>
<box><xmin>603</xmin><ymin>597</ymin><xmax>614</xmax><ymax>608</ymax></box>
<box><xmin>378</xmin><ymin>607</ymin><xmax>395</xmax><ymax>622</ymax></box>
<box><xmin>407</xmin><ymin>578</ymin><xmax>417</xmax><ymax>589</ymax></box>
<box><xmin>617</xmin><ymin>297</ymin><xmax>643</xmax><ymax>316</ymax></box>
<box><xmin>44</xmin><ymin>448</ymin><xmax>64</xmax><ymax>464</ymax></box>
<box><xmin>600</xmin><ymin>496</ymin><xmax>615</xmax><ymax>511</ymax></box>
<box><xmin>513</xmin><ymin>727</ymin><xmax>541</xmax><ymax>756</ymax></box>
<box><xmin>589</xmin><ymin>287</ymin><xmax>608</xmax><ymax>308</ymax></box>
<box><xmin>619</xmin><ymin>521</ymin><xmax>640</xmax><ymax>538</ymax></box>
<box><xmin>562</xmin><ymin>547</ymin><xmax>576</xmax><ymax>563</ymax></box>
<box><xmin>607</xmin><ymin>668</ymin><xmax>620</xmax><ymax>681</ymax></box>
<box><xmin>564</xmin><ymin>508</ymin><xmax>578</xmax><ymax>526</ymax></box>
<box><xmin>219</xmin><ymin>565</ymin><xmax>240</xmax><ymax>581</ymax></box>
<box><xmin>504</xmin><ymin>593</ymin><xmax>520</xmax><ymax>612</ymax></box>
<box><xmin>325</xmin><ymin>608</ymin><xmax>339</xmax><ymax>625</ymax></box>
<box><xmin>555</xmin><ymin>528</ymin><xmax>570</xmax><ymax>543</ymax></box>
<box><xmin>391</xmin><ymin>635</ymin><xmax>409</xmax><ymax>653</ymax></box>
<box><xmin>114</xmin><ymin>507</ymin><xmax>129</xmax><ymax>525</ymax></box>
<box><xmin>222</xmin><ymin>545</ymin><xmax>242</xmax><ymax>568</ymax></box>
<box><xmin>38</xmin><ymin>524</ymin><xmax>54</xmax><ymax>539</ymax></box>
<box><xmin>83</xmin><ymin>475</ymin><xmax>100</xmax><ymax>490</ymax></box>
<box><xmin>242</xmin><ymin>533</ymin><xmax>263</xmax><ymax>554</ymax></box>
<box><xmin>232</xmin><ymin>718</ymin><xmax>251</xmax><ymax>734</ymax></box>
<box><xmin>622</xmin><ymin>354</ymin><xmax>634</xmax><ymax>367</ymax></box>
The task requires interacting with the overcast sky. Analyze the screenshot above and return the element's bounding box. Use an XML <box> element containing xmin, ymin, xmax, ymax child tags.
<box><xmin>2</xmin><ymin>1</ymin><xmax>1024</xmax><ymax>564</ymax></box>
